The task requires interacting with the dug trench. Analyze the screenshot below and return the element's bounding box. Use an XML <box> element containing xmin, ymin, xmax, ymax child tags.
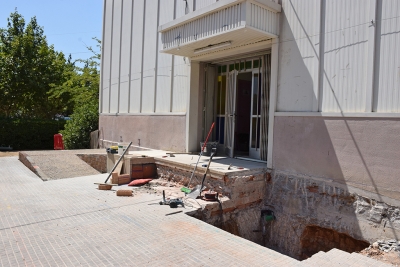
<box><xmin>155</xmin><ymin>162</ymin><xmax>400</xmax><ymax>261</ymax></box>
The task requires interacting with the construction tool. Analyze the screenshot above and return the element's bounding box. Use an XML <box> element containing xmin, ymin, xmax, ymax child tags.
<box><xmin>165</xmin><ymin>210</ymin><xmax>183</xmax><ymax>216</ymax></box>
<box><xmin>159</xmin><ymin>190</ymin><xmax>184</xmax><ymax>208</ymax></box>
<box><xmin>94</xmin><ymin>141</ymin><xmax>132</xmax><ymax>189</ymax></box>
<box><xmin>187</xmin><ymin>148</ymin><xmax>216</xmax><ymax>199</ymax></box>
<box><xmin>181</xmin><ymin>122</ymin><xmax>215</xmax><ymax>194</ymax></box>
<box><xmin>104</xmin><ymin>141</ymin><xmax>132</xmax><ymax>183</ymax></box>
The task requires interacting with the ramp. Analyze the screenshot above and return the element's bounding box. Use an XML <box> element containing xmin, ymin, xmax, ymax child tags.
<box><xmin>19</xmin><ymin>150</ymin><xmax>100</xmax><ymax>180</ymax></box>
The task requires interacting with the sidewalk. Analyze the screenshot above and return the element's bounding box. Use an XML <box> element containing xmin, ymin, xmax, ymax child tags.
<box><xmin>0</xmin><ymin>156</ymin><xmax>300</xmax><ymax>266</ymax></box>
<box><xmin>0</xmin><ymin>156</ymin><xmax>392</xmax><ymax>266</ymax></box>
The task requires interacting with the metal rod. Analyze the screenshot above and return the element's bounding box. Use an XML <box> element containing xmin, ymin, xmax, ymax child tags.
<box><xmin>187</xmin><ymin>122</ymin><xmax>215</xmax><ymax>188</ymax></box>
<box><xmin>104</xmin><ymin>141</ymin><xmax>132</xmax><ymax>183</ymax></box>
<box><xmin>165</xmin><ymin>210</ymin><xmax>183</xmax><ymax>216</ymax></box>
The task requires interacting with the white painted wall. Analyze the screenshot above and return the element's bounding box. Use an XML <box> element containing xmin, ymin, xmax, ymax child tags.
<box><xmin>141</xmin><ymin>0</ymin><xmax>159</xmax><ymax>113</ymax></box>
<box><xmin>101</xmin><ymin>0</ymin><xmax>113</xmax><ymax>113</ymax></box>
<box><xmin>156</xmin><ymin>0</ymin><xmax>175</xmax><ymax>113</ymax></box>
<box><xmin>109</xmin><ymin>0</ymin><xmax>122</xmax><ymax>113</ymax></box>
<box><xmin>101</xmin><ymin>0</ymin><xmax>192</xmax><ymax>115</ymax></box>
<box><xmin>321</xmin><ymin>0</ymin><xmax>369</xmax><ymax>113</ymax></box>
<box><xmin>129</xmin><ymin>0</ymin><xmax>145</xmax><ymax>114</ymax></box>
<box><xmin>195</xmin><ymin>0</ymin><xmax>216</xmax><ymax>10</ymax></box>
<box><xmin>102</xmin><ymin>0</ymin><xmax>400</xmax><ymax>116</ymax></box>
<box><xmin>277</xmin><ymin>0</ymin><xmax>320</xmax><ymax>112</ymax></box>
<box><xmin>277</xmin><ymin>0</ymin><xmax>400</xmax><ymax>114</ymax></box>
<box><xmin>374</xmin><ymin>0</ymin><xmax>400</xmax><ymax>112</ymax></box>
<box><xmin>118</xmin><ymin>0</ymin><xmax>133</xmax><ymax>113</ymax></box>
<box><xmin>175</xmin><ymin>0</ymin><xmax>193</xmax><ymax>19</ymax></box>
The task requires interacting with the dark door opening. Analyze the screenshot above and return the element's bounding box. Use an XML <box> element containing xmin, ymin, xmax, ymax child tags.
<box><xmin>235</xmin><ymin>72</ymin><xmax>252</xmax><ymax>156</ymax></box>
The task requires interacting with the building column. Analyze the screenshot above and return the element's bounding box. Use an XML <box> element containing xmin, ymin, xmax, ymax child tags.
<box><xmin>267</xmin><ymin>38</ymin><xmax>279</xmax><ymax>169</ymax></box>
<box><xmin>186</xmin><ymin>61</ymin><xmax>201</xmax><ymax>152</ymax></box>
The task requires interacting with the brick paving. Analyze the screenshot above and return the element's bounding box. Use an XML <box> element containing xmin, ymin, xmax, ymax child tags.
<box><xmin>0</xmin><ymin>156</ymin><xmax>393</xmax><ymax>266</ymax></box>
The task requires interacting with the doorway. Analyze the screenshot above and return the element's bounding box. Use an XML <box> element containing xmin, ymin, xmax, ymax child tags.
<box><xmin>235</xmin><ymin>72</ymin><xmax>252</xmax><ymax>156</ymax></box>
<box><xmin>214</xmin><ymin>55</ymin><xmax>270</xmax><ymax>160</ymax></box>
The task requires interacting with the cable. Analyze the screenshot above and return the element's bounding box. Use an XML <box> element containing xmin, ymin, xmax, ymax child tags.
<box><xmin>46</xmin><ymin>31</ymin><xmax>101</xmax><ymax>36</ymax></box>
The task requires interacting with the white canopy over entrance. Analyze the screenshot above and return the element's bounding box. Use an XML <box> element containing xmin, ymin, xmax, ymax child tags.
<box><xmin>158</xmin><ymin>0</ymin><xmax>281</xmax><ymax>61</ymax></box>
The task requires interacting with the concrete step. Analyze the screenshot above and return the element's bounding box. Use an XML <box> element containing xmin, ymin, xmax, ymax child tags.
<box><xmin>303</xmin><ymin>248</ymin><xmax>394</xmax><ymax>267</ymax></box>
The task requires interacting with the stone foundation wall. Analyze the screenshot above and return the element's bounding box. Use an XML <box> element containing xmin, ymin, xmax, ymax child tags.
<box><xmin>153</xmin><ymin>162</ymin><xmax>400</xmax><ymax>260</ymax></box>
<box><xmin>262</xmin><ymin>170</ymin><xmax>400</xmax><ymax>259</ymax></box>
<box><xmin>77</xmin><ymin>154</ymin><xmax>107</xmax><ymax>173</ymax></box>
<box><xmin>156</xmin><ymin>163</ymin><xmax>268</xmax><ymax>244</ymax></box>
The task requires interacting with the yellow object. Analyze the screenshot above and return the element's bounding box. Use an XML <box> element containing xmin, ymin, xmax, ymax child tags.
<box><xmin>110</xmin><ymin>146</ymin><xmax>118</xmax><ymax>150</ymax></box>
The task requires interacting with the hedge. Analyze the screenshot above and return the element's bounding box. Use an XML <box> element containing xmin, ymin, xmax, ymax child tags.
<box><xmin>0</xmin><ymin>117</ymin><xmax>66</xmax><ymax>150</ymax></box>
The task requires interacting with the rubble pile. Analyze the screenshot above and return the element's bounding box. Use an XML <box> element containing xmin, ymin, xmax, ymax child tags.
<box><xmin>371</xmin><ymin>239</ymin><xmax>400</xmax><ymax>252</ymax></box>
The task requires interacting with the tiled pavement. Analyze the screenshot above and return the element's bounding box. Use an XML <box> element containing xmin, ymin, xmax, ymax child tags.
<box><xmin>0</xmin><ymin>157</ymin><xmax>393</xmax><ymax>266</ymax></box>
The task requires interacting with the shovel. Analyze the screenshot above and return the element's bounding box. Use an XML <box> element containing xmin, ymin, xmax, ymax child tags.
<box><xmin>181</xmin><ymin>122</ymin><xmax>215</xmax><ymax>194</ymax></box>
<box><xmin>187</xmin><ymin>148</ymin><xmax>216</xmax><ymax>199</ymax></box>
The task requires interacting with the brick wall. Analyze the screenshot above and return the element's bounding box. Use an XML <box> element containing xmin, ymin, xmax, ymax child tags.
<box><xmin>77</xmin><ymin>154</ymin><xmax>107</xmax><ymax>173</ymax></box>
<box><xmin>156</xmin><ymin>162</ymin><xmax>268</xmax><ymax>244</ymax></box>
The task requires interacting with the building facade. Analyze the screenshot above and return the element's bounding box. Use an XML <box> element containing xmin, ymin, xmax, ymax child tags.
<box><xmin>100</xmin><ymin>0</ymin><xmax>400</xmax><ymax>254</ymax></box>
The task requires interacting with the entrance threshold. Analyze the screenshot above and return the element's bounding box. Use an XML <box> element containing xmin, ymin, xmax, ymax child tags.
<box><xmin>234</xmin><ymin>156</ymin><xmax>267</xmax><ymax>164</ymax></box>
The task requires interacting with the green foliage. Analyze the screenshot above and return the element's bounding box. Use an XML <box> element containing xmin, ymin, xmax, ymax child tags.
<box><xmin>50</xmin><ymin>37</ymin><xmax>100</xmax><ymax>109</ymax></box>
<box><xmin>61</xmin><ymin>100</ymin><xmax>98</xmax><ymax>149</ymax></box>
<box><xmin>58</xmin><ymin>37</ymin><xmax>100</xmax><ymax>149</ymax></box>
<box><xmin>0</xmin><ymin>11</ymin><xmax>69</xmax><ymax>119</ymax></box>
<box><xmin>0</xmin><ymin>117</ymin><xmax>65</xmax><ymax>150</ymax></box>
<box><xmin>0</xmin><ymin>12</ymin><xmax>100</xmax><ymax>150</ymax></box>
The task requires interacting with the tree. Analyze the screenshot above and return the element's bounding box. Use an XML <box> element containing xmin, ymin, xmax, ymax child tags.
<box><xmin>60</xmin><ymin>38</ymin><xmax>101</xmax><ymax>149</ymax></box>
<box><xmin>0</xmin><ymin>11</ymin><xmax>69</xmax><ymax>119</ymax></box>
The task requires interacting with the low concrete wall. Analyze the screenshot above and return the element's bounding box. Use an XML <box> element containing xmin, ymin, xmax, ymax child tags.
<box><xmin>18</xmin><ymin>152</ymin><xmax>48</xmax><ymax>180</ymax></box>
<box><xmin>99</xmin><ymin>114</ymin><xmax>187</xmax><ymax>152</ymax></box>
<box><xmin>77</xmin><ymin>154</ymin><xmax>107</xmax><ymax>173</ymax></box>
<box><xmin>273</xmin><ymin>116</ymin><xmax>400</xmax><ymax>201</ymax></box>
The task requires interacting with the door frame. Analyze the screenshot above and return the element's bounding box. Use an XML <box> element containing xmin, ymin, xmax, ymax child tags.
<box><xmin>217</xmin><ymin>56</ymin><xmax>269</xmax><ymax>159</ymax></box>
<box><xmin>225</xmin><ymin>70</ymin><xmax>237</xmax><ymax>158</ymax></box>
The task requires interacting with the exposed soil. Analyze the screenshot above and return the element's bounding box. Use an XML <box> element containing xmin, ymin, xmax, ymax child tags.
<box><xmin>359</xmin><ymin>247</ymin><xmax>400</xmax><ymax>266</ymax></box>
<box><xmin>300</xmin><ymin>225</ymin><xmax>369</xmax><ymax>260</ymax></box>
<box><xmin>0</xmin><ymin>151</ymin><xmax>19</xmax><ymax>157</ymax></box>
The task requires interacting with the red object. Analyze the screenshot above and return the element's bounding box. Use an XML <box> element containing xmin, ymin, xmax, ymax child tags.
<box><xmin>54</xmin><ymin>134</ymin><xmax>64</xmax><ymax>150</ymax></box>
<box><xmin>201</xmin><ymin>122</ymin><xmax>215</xmax><ymax>153</ymax></box>
<box><xmin>128</xmin><ymin>179</ymin><xmax>152</xmax><ymax>186</ymax></box>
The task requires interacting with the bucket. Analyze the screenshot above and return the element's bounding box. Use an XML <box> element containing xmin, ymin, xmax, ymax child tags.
<box><xmin>200</xmin><ymin>142</ymin><xmax>218</xmax><ymax>156</ymax></box>
<box><xmin>118</xmin><ymin>142</ymin><xmax>129</xmax><ymax>155</ymax></box>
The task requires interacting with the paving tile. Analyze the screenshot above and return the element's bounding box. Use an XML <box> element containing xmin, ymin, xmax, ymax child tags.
<box><xmin>0</xmin><ymin>157</ymin><xmax>393</xmax><ymax>267</ymax></box>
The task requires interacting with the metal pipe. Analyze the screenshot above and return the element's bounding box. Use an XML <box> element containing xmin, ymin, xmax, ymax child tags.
<box><xmin>104</xmin><ymin>141</ymin><xmax>132</xmax><ymax>183</ymax></box>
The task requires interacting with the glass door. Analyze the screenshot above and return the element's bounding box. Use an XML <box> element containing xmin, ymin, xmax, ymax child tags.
<box><xmin>249</xmin><ymin>59</ymin><xmax>262</xmax><ymax>159</ymax></box>
<box><xmin>216</xmin><ymin>57</ymin><xmax>266</xmax><ymax>159</ymax></box>
<box><xmin>225</xmin><ymin>70</ymin><xmax>237</xmax><ymax>158</ymax></box>
<box><xmin>249</xmin><ymin>69</ymin><xmax>261</xmax><ymax>159</ymax></box>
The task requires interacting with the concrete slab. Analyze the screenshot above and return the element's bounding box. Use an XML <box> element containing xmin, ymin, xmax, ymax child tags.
<box><xmin>127</xmin><ymin>150</ymin><xmax>268</xmax><ymax>175</ymax></box>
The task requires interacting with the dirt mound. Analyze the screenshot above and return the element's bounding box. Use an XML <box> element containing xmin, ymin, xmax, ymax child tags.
<box><xmin>359</xmin><ymin>247</ymin><xmax>400</xmax><ymax>266</ymax></box>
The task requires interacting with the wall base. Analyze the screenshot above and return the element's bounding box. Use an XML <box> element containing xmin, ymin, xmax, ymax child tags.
<box><xmin>99</xmin><ymin>114</ymin><xmax>187</xmax><ymax>152</ymax></box>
